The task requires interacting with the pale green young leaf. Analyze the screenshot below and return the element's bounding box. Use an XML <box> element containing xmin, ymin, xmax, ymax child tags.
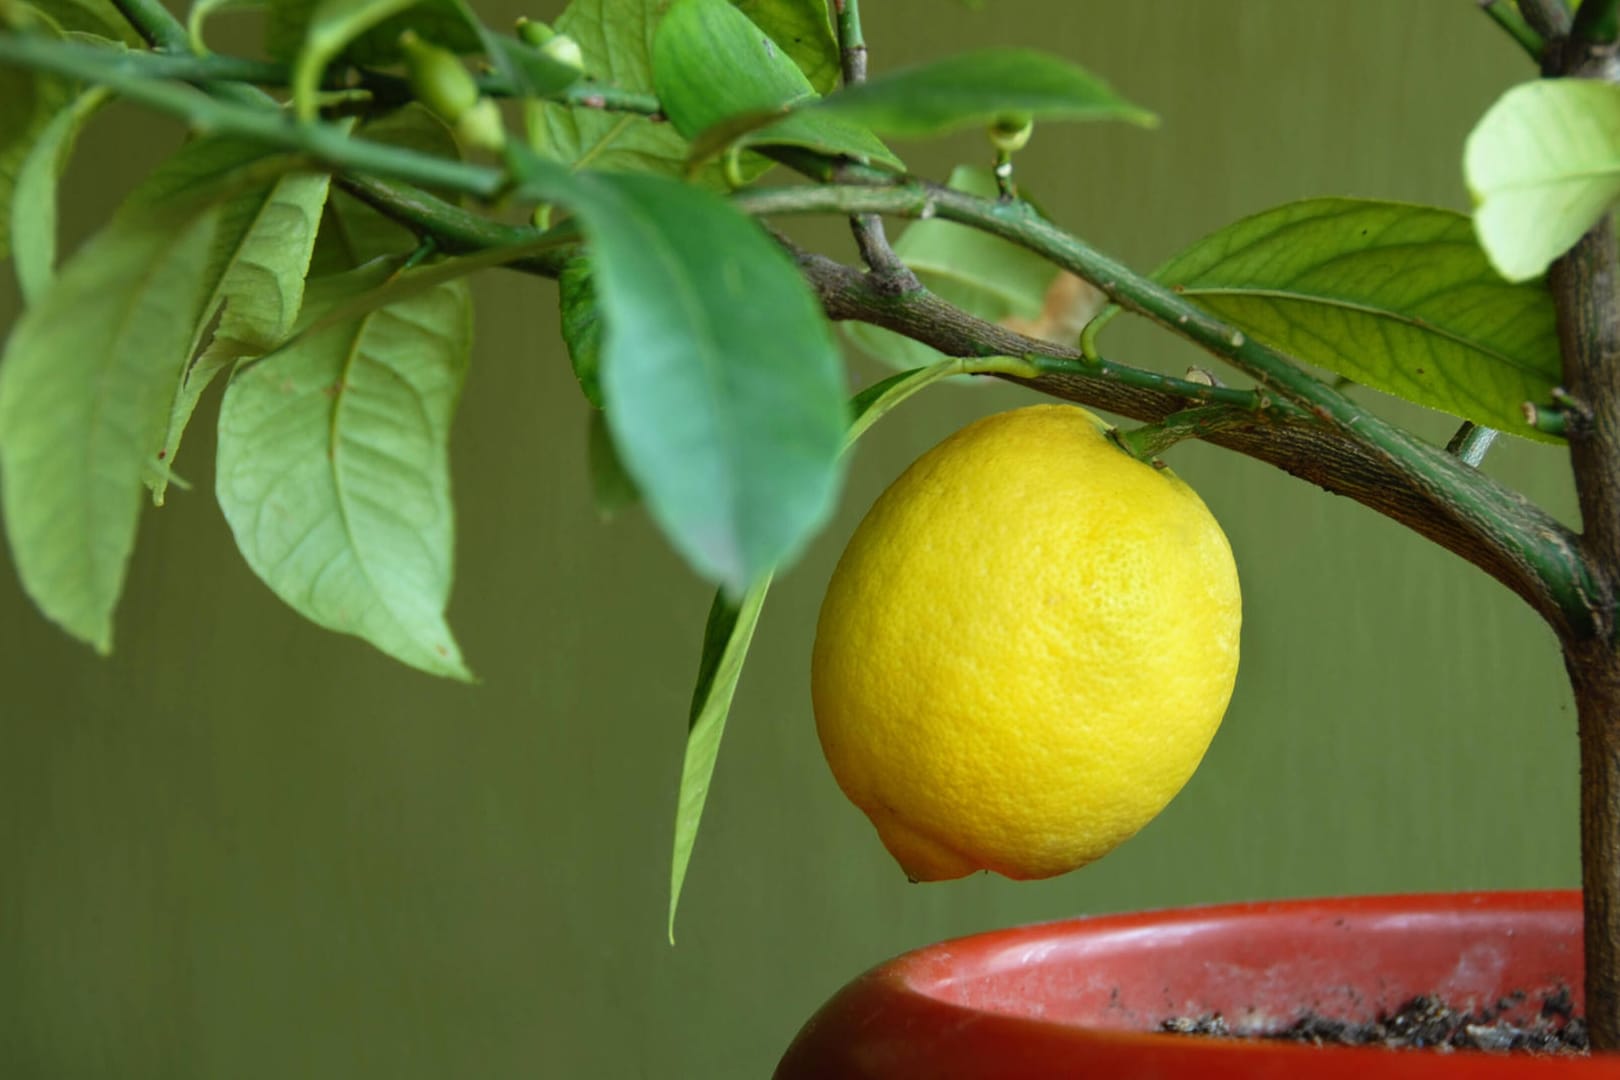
<box><xmin>1150</xmin><ymin>198</ymin><xmax>1562</xmax><ymax>441</ymax></box>
<box><xmin>153</xmin><ymin>166</ymin><xmax>335</xmax><ymax>504</ymax></box>
<box><xmin>215</xmin><ymin>265</ymin><xmax>474</xmax><ymax>679</ymax></box>
<box><xmin>559</xmin><ymin>256</ymin><xmax>604</xmax><ymax>408</ymax></box>
<box><xmin>515</xmin><ymin>148</ymin><xmax>848</xmax><ymax>594</ymax></box>
<box><xmin>808</xmin><ymin>47</ymin><xmax>1156</xmax><ymax>138</ymax></box>
<box><xmin>0</xmin><ymin>207</ymin><xmax>220</xmax><ymax>652</ymax></box>
<box><xmin>0</xmin><ymin>24</ymin><xmax>72</xmax><ymax>260</ymax></box>
<box><xmin>654</xmin><ymin>0</ymin><xmax>899</xmax><ymax>169</ymax></box>
<box><xmin>290</xmin><ymin>0</ymin><xmax>426</xmax><ymax>120</ymax></box>
<box><xmin>1465</xmin><ymin>78</ymin><xmax>1620</xmax><ymax>282</ymax></box>
<box><xmin>668</xmin><ymin>576</ymin><xmax>769</xmax><ymax>942</ymax></box>
<box><xmin>586</xmin><ymin>408</ymin><xmax>639</xmax><ymax>518</ymax></box>
<box><xmin>733</xmin><ymin>0</ymin><xmax>837</xmax><ymax>94</ymax></box>
<box><xmin>10</xmin><ymin>86</ymin><xmax>108</xmax><ymax>305</ymax></box>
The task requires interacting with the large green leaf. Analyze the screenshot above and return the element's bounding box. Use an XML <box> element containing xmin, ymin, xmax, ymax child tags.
<box><xmin>844</xmin><ymin>165</ymin><xmax>1058</xmax><ymax>368</ymax></box>
<box><xmin>264</xmin><ymin>0</ymin><xmax>479</xmax><ymax>63</ymax></box>
<box><xmin>734</xmin><ymin>0</ymin><xmax>838</xmax><ymax>94</ymax></box>
<box><xmin>145</xmin><ymin>148</ymin><xmax>335</xmax><ymax>505</ymax></box>
<box><xmin>515</xmin><ymin>148</ymin><xmax>847</xmax><ymax>594</ymax></box>
<box><xmin>215</xmin><ymin>265</ymin><xmax>474</xmax><ymax>679</ymax></box>
<box><xmin>808</xmin><ymin>47</ymin><xmax>1155</xmax><ymax>138</ymax></box>
<box><xmin>0</xmin><ymin>207</ymin><xmax>220</xmax><ymax>652</ymax></box>
<box><xmin>1149</xmin><ymin>198</ymin><xmax>1562</xmax><ymax>441</ymax></box>
<box><xmin>1465</xmin><ymin>78</ymin><xmax>1620</xmax><ymax>282</ymax></box>
<box><xmin>653</xmin><ymin>0</ymin><xmax>899</xmax><ymax>169</ymax></box>
<box><xmin>10</xmin><ymin>86</ymin><xmax>107</xmax><ymax>304</ymax></box>
<box><xmin>665</xmin><ymin>357</ymin><xmax>974</xmax><ymax>939</ymax></box>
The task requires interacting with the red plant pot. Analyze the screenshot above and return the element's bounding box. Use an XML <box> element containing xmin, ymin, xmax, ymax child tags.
<box><xmin>776</xmin><ymin>891</ymin><xmax>1620</xmax><ymax>1078</ymax></box>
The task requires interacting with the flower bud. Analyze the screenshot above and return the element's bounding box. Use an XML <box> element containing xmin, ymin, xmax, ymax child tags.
<box><xmin>988</xmin><ymin>114</ymin><xmax>1034</xmax><ymax>154</ymax></box>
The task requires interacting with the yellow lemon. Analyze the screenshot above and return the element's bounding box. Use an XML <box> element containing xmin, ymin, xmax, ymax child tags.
<box><xmin>811</xmin><ymin>404</ymin><xmax>1241</xmax><ymax>881</ymax></box>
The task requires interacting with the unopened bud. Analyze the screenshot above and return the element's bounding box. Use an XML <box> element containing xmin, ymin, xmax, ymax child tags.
<box><xmin>988</xmin><ymin>114</ymin><xmax>1033</xmax><ymax>154</ymax></box>
<box><xmin>400</xmin><ymin>31</ymin><xmax>480</xmax><ymax>123</ymax></box>
<box><xmin>517</xmin><ymin>17</ymin><xmax>584</xmax><ymax>71</ymax></box>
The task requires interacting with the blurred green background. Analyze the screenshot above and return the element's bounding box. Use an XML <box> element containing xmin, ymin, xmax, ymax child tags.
<box><xmin>0</xmin><ymin>2</ymin><xmax>1583</xmax><ymax>1076</ymax></box>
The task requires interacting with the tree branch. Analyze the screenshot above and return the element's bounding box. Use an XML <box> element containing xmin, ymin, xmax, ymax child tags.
<box><xmin>832</xmin><ymin>0</ymin><xmax>915</xmax><ymax>293</ymax></box>
<box><xmin>736</xmin><ymin>181</ymin><xmax>1598</xmax><ymax>634</ymax></box>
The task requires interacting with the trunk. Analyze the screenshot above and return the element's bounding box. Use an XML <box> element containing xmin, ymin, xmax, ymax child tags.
<box><xmin>1570</xmin><ymin>640</ymin><xmax>1620</xmax><ymax>1049</ymax></box>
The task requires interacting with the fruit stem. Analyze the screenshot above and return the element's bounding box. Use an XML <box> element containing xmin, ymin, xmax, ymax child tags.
<box><xmin>1112</xmin><ymin>404</ymin><xmax>1250</xmax><ymax>463</ymax></box>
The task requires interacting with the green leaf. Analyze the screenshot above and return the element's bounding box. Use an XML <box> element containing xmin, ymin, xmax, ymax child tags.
<box><xmin>0</xmin><ymin>23</ymin><xmax>73</xmax><ymax>260</ymax></box>
<box><xmin>10</xmin><ymin>86</ymin><xmax>107</xmax><ymax>305</ymax></box>
<box><xmin>28</xmin><ymin>0</ymin><xmax>141</xmax><ymax>42</ymax></box>
<box><xmin>0</xmin><ymin>207</ymin><xmax>221</xmax><ymax>652</ymax></box>
<box><xmin>668</xmin><ymin>576</ymin><xmax>769</xmax><ymax>942</ymax></box>
<box><xmin>843</xmin><ymin>166</ymin><xmax>1059</xmax><ymax>368</ymax></box>
<box><xmin>516</xmin><ymin>149</ymin><xmax>848</xmax><ymax>594</ymax></box>
<box><xmin>264</xmin><ymin>0</ymin><xmax>479</xmax><ymax>64</ymax></box>
<box><xmin>733</xmin><ymin>0</ymin><xmax>838</xmax><ymax>94</ymax></box>
<box><xmin>1465</xmin><ymin>78</ymin><xmax>1620</xmax><ymax>282</ymax></box>
<box><xmin>290</xmin><ymin>0</ymin><xmax>428</xmax><ymax>121</ymax></box>
<box><xmin>215</xmin><ymin>264</ymin><xmax>474</xmax><ymax>679</ymax></box>
<box><xmin>529</xmin><ymin>0</ymin><xmax>741</xmax><ymax>181</ymax></box>
<box><xmin>151</xmin><ymin>154</ymin><xmax>335</xmax><ymax>505</ymax></box>
<box><xmin>666</xmin><ymin>355</ymin><xmax>970</xmax><ymax>940</ymax></box>
<box><xmin>1150</xmin><ymin>198</ymin><xmax>1562</xmax><ymax>441</ymax></box>
<box><xmin>482</xmin><ymin>31</ymin><xmax>585</xmax><ymax>99</ymax></box>
<box><xmin>653</xmin><ymin>0</ymin><xmax>899</xmax><ymax>169</ymax></box>
<box><xmin>586</xmin><ymin>407</ymin><xmax>640</xmax><ymax>518</ymax></box>
<box><xmin>559</xmin><ymin>256</ymin><xmax>604</xmax><ymax>408</ymax></box>
<box><xmin>808</xmin><ymin>47</ymin><xmax>1156</xmax><ymax>138</ymax></box>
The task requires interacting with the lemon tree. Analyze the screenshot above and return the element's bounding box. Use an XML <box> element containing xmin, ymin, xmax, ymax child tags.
<box><xmin>6</xmin><ymin>0</ymin><xmax>1620</xmax><ymax>1046</ymax></box>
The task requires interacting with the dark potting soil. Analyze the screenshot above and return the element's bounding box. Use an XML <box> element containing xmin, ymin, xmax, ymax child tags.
<box><xmin>1161</xmin><ymin>987</ymin><xmax>1589</xmax><ymax>1053</ymax></box>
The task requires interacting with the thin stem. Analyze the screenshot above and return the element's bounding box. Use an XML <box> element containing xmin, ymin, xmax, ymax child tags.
<box><xmin>835</xmin><ymin>0</ymin><xmax>867</xmax><ymax>84</ymax></box>
<box><xmin>0</xmin><ymin>33</ymin><xmax>508</xmax><ymax>198</ymax></box>
<box><xmin>832</xmin><ymin>0</ymin><xmax>913</xmax><ymax>292</ymax></box>
<box><xmin>1479</xmin><ymin>1</ymin><xmax>1547</xmax><ymax>59</ymax></box>
<box><xmin>1444</xmin><ymin>421</ymin><xmax>1499</xmax><ymax>468</ymax></box>
<box><xmin>108</xmin><ymin>0</ymin><xmax>188</xmax><ymax>50</ymax></box>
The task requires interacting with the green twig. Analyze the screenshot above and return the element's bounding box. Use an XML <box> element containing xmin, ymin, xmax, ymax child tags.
<box><xmin>108</xmin><ymin>0</ymin><xmax>188</xmax><ymax>50</ymax></box>
<box><xmin>831</xmin><ymin>0</ymin><xmax>913</xmax><ymax>291</ymax></box>
<box><xmin>1480</xmin><ymin>1</ymin><xmax>1547</xmax><ymax>59</ymax></box>
<box><xmin>1445</xmin><ymin>421</ymin><xmax>1500</xmax><ymax>467</ymax></box>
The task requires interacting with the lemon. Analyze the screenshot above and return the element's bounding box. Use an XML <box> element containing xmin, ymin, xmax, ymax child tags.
<box><xmin>811</xmin><ymin>404</ymin><xmax>1241</xmax><ymax>882</ymax></box>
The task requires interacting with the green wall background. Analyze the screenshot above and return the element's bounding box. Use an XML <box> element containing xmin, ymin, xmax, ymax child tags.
<box><xmin>0</xmin><ymin>2</ymin><xmax>1584</xmax><ymax>1076</ymax></box>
